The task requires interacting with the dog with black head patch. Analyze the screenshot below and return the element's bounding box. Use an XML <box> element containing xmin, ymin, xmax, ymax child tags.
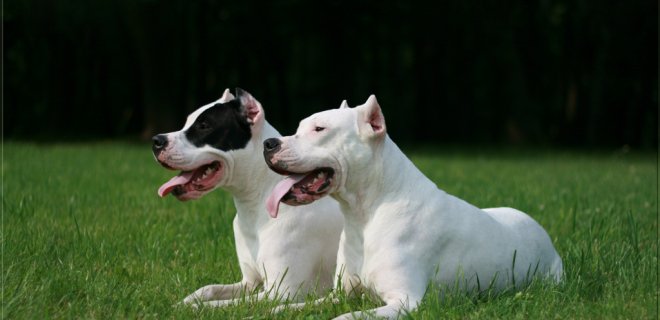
<box><xmin>152</xmin><ymin>88</ymin><xmax>343</xmax><ymax>307</ymax></box>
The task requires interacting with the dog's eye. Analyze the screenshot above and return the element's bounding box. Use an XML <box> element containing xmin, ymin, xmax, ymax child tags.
<box><xmin>314</xmin><ymin>126</ymin><xmax>325</xmax><ymax>132</ymax></box>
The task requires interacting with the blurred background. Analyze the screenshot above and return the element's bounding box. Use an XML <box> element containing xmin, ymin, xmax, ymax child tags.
<box><xmin>4</xmin><ymin>0</ymin><xmax>657</xmax><ymax>148</ymax></box>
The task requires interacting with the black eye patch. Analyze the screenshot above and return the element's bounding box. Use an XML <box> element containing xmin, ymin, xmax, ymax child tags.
<box><xmin>185</xmin><ymin>100</ymin><xmax>252</xmax><ymax>151</ymax></box>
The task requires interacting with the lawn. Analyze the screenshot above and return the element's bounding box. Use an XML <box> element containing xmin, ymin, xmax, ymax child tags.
<box><xmin>3</xmin><ymin>142</ymin><xmax>657</xmax><ymax>319</ymax></box>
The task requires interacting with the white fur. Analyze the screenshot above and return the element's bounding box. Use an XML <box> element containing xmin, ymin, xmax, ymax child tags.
<box><xmin>158</xmin><ymin>89</ymin><xmax>343</xmax><ymax>307</ymax></box>
<box><xmin>267</xmin><ymin>96</ymin><xmax>562</xmax><ymax>319</ymax></box>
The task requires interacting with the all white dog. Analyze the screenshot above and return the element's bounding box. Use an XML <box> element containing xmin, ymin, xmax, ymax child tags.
<box><xmin>152</xmin><ymin>88</ymin><xmax>343</xmax><ymax>307</ymax></box>
<box><xmin>263</xmin><ymin>96</ymin><xmax>563</xmax><ymax>319</ymax></box>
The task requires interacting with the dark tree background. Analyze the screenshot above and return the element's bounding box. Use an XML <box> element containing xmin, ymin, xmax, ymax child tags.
<box><xmin>4</xmin><ymin>0</ymin><xmax>657</xmax><ymax>148</ymax></box>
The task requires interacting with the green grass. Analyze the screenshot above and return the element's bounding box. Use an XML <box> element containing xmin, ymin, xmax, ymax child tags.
<box><xmin>3</xmin><ymin>142</ymin><xmax>657</xmax><ymax>319</ymax></box>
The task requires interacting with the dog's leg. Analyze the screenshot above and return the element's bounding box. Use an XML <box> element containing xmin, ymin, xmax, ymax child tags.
<box><xmin>269</xmin><ymin>291</ymin><xmax>340</xmax><ymax>314</ymax></box>
<box><xmin>200</xmin><ymin>290</ymin><xmax>273</xmax><ymax>308</ymax></box>
<box><xmin>333</xmin><ymin>305</ymin><xmax>403</xmax><ymax>320</ymax></box>
<box><xmin>181</xmin><ymin>281</ymin><xmax>256</xmax><ymax>304</ymax></box>
<box><xmin>332</xmin><ymin>293</ymin><xmax>422</xmax><ymax>320</ymax></box>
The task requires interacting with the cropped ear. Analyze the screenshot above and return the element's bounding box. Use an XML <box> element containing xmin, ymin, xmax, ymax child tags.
<box><xmin>357</xmin><ymin>95</ymin><xmax>386</xmax><ymax>140</ymax></box>
<box><xmin>219</xmin><ymin>88</ymin><xmax>235</xmax><ymax>103</ymax></box>
<box><xmin>339</xmin><ymin>100</ymin><xmax>349</xmax><ymax>109</ymax></box>
<box><xmin>235</xmin><ymin>88</ymin><xmax>265</xmax><ymax>135</ymax></box>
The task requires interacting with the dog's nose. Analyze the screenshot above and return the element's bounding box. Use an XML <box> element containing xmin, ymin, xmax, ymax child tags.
<box><xmin>263</xmin><ymin>138</ymin><xmax>282</xmax><ymax>153</ymax></box>
<box><xmin>152</xmin><ymin>134</ymin><xmax>168</xmax><ymax>154</ymax></box>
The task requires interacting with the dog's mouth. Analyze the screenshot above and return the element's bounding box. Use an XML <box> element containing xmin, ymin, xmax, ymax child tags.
<box><xmin>266</xmin><ymin>167</ymin><xmax>335</xmax><ymax>218</ymax></box>
<box><xmin>157</xmin><ymin>161</ymin><xmax>224</xmax><ymax>200</ymax></box>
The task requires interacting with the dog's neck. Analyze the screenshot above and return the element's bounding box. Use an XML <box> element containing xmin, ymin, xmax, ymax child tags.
<box><xmin>223</xmin><ymin>121</ymin><xmax>282</xmax><ymax>216</ymax></box>
<box><xmin>333</xmin><ymin>136</ymin><xmax>435</xmax><ymax>225</ymax></box>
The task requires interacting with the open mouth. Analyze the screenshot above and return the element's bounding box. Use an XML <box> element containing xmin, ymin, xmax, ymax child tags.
<box><xmin>158</xmin><ymin>161</ymin><xmax>224</xmax><ymax>200</ymax></box>
<box><xmin>266</xmin><ymin>167</ymin><xmax>335</xmax><ymax>218</ymax></box>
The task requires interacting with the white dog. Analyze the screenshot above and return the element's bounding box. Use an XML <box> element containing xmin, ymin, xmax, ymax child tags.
<box><xmin>263</xmin><ymin>96</ymin><xmax>563</xmax><ymax>319</ymax></box>
<box><xmin>152</xmin><ymin>88</ymin><xmax>343</xmax><ymax>307</ymax></box>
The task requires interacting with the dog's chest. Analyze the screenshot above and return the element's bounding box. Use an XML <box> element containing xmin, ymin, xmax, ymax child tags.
<box><xmin>342</xmin><ymin>220</ymin><xmax>397</xmax><ymax>282</ymax></box>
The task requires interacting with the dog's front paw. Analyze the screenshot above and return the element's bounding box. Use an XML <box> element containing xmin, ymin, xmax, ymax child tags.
<box><xmin>172</xmin><ymin>295</ymin><xmax>202</xmax><ymax>309</ymax></box>
<box><xmin>181</xmin><ymin>292</ymin><xmax>204</xmax><ymax>305</ymax></box>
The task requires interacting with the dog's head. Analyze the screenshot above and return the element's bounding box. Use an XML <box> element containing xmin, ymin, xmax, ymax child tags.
<box><xmin>152</xmin><ymin>88</ymin><xmax>265</xmax><ymax>200</ymax></box>
<box><xmin>263</xmin><ymin>95</ymin><xmax>386</xmax><ymax>217</ymax></box>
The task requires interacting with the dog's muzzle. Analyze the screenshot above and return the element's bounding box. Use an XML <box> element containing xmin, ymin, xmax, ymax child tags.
<box><xmin>263</xmin><ymin>138</ymin><xmax>281</xmax><ymax>155</ymax></box>
<box><xmin>263</xmin><ymin>138</ymin><xmax>288</xmax><ymax>174</ymax></box>
<box><xmin>152</xmin><ymin>134</ymin><xmax>168</xmax><ymax>156</ymax></box>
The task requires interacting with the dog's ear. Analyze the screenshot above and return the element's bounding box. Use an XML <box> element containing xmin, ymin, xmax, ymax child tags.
<box><xmin>339</xmin><ymin>100</ymin><xmax>349</xmax><ymax>109</ymax></box>
<box><xmin>235</xmin><ymin>88</ymin><xmax>265</xmax><ymax>135</ymax></box>
<box><xmin>219</xmin><ymin>88</ymin><xmax>235</xmax><ymax>103</ymax></box>
<box><xmin>357</xmin><ymin>95</ymin><xmax>386</xmax><ymax>140</ymax></box>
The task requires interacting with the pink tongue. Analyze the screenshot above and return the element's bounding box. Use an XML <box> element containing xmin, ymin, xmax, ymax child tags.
<box><xmin>266</xmin><ymin>174</ymin><xmax>306</xmax><ymax>218</ymax></box>
<box><xmin>158</xmin><ymin>172</ymin><xmax>194</xmax><ymax>197</ymax></box>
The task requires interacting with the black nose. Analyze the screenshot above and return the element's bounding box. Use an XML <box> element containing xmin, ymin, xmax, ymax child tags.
<box><xmin>152</xmin><ymin>134</ymin><xmax>168</xmax><ymax>154</ymax></box>
<box><xmin>263</xmin><ymin>138</ymin><xmax>282</xmax><ymax>153</ymax></box>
